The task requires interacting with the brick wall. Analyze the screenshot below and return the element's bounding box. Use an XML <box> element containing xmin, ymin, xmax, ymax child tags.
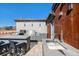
<box><xmin>52</xmin><ymin>3</ymin><xmax>79</xmax><ymax>49</ymax></box>
<box><xmin>46</xmin><ymin>20</ymin><xmax>51</xmax><ymax>39</ymax></box>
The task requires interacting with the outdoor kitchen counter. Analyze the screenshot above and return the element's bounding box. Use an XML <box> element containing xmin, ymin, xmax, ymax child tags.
<box><xmin>0</xmin><ymin>35</ymin><xmax>31</xmax><ymax>52</ymax></box>
<box><xmin>0</xmin><ymin>35</ymin><xmax>30</xmax><ymax>40</ymax></box>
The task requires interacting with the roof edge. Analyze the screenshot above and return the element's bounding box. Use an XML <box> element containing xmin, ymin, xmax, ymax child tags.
<box><xmin>15</xmin><ymin>19</ymin><xmax>46</xmax><ymax>22</ymax></box>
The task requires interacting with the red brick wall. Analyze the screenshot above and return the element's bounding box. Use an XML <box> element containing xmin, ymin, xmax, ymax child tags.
<box><xmin>53</xmin><ymin>3</ymin><xmax>79</xmax><ymax>49</ymax></box>
<box><xmin>54</xmin><ymin>4</ymin><xmax>61</xmax><ymax>40</ymax></box>
<box><xmin>71</xmin><ymin>4</ymin><xmax>79</xmax><ymax>49</ymax></box>
<box><xmin>47</xmin><ymin>21</ymin><xmax>51</xmax><ymax>39</ymax></box>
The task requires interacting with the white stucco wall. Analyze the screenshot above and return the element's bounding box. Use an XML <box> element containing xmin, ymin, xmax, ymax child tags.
<box><xmin>16</xmin><ymin>22</ymin><xmax>47</xmax><ymax>34</ymax></box>
<box><xmin>51</xmin><ymin>23</ymin><xmax>55</xmax><ymax>39</ymax></box>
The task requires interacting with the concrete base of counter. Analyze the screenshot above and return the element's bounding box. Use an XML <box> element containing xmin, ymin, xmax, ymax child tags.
<box><xmin>25</xmin><ymin>42</ymin><xmax>42</xmax><ymax>56</ymax></box>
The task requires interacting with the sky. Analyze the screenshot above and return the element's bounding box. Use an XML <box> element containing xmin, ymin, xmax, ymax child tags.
<box><xmin>0</xmin><ymin>3</ymin><xmax>52</xmax><ymax>27</ymax></box>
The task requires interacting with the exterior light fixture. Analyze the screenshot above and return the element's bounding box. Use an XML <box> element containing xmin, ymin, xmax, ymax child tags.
<box><xmin>58</xmin><ymin>12</ymin><xmax>63</xmax><ymax>20</ymax></box>
<box><xmin>59</xmin><ymin>12</ymin><xmax>63</xmax><ymax>16</ymax></box>
<box><xmin>52</xmin><ymin>11</ymin><xmax>55</xmax><ymax>16</ymax></box>
<box><xmin>50</xmin><ymin>11</ymin><xmax>55</xmax><ymax>16</ymax></box>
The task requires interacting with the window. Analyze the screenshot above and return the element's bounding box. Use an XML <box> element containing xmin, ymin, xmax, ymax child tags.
<box><xmin>20</xmin><ymin>30</ymin><xmax>26</xmax><ymax>33</ymax></box>
<box><xmin>39</xmin><ymin>24</ymin><xmax>41</xmax><ymax>26</ymax></box>
<box><xmin>19</xmin><ymin>30</ymin><xmax>26</xmax><ymax>35</ymax></box>
<box><xmin>31</xmin><ymin>24</ymin><xmax>33</xmax><ymax>27</ymax></box>
<box><xmin>24</xmin><ymin>24</ymin><xmax>26</xmax><ymax>27</ymax></box>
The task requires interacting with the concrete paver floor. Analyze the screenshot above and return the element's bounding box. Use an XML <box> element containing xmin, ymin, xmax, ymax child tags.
<box><xmin>25</xmin><ymin>39</ymin><xmax>79</xmax><ymax>56</ymax></box>
<box><xmin>43</xmin><ymin>41</ymin><xmax>65</xmax><ymax>56</ymax></box>
<box><xmin>44</xmin><ymin>39</ymin><xmax>79</xmax><ymax>56</ymax></box>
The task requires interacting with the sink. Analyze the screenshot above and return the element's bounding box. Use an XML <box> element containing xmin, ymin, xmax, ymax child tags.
<box><xmin>47</xmin><ymin>42</ymin><xmax>65</xmax><ymax>50</ymax></box>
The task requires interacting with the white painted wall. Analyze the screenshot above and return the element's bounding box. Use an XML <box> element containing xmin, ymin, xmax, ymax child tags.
<box><xmin>16</xmin><ymin>22</ymin><xmax>47</xmax><ymax>34</ymax></box>
<box><xmin>51</xmin><ymin>23</ymin><xmax>55</xmax><ymax>40</ymax></box>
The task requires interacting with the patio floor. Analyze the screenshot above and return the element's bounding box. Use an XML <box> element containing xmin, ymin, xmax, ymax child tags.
<box><xmin>25</xmin><ymin>39</ymin><xmax>79</xmax><ymax>56</ymax></box>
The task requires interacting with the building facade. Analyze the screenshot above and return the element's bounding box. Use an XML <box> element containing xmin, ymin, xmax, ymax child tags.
<box><xmin>0</xmin><ymin>29</ymin><xmax>16</xmax><ymax>35</ymax></box>
<box><xmin>48</xmin><ymin>3</ymin><xmax>79</xmax><ymax>49</ymax></box>
<box><xmin>15</xmin><ymin>19</ymin><xmax>51</xmax><ymax>39</ymax></box>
